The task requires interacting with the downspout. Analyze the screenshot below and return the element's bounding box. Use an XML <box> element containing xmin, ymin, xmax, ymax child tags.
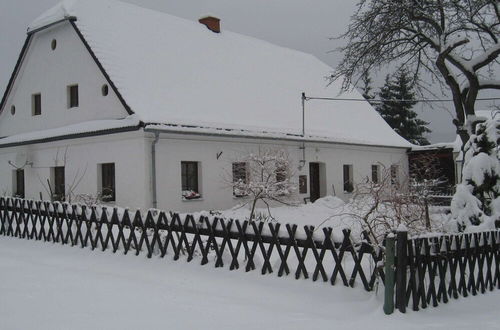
<box><xmin>151</xmin><ymin>131</ymin><xmax>160</xmax><ymax>209</ymax></box>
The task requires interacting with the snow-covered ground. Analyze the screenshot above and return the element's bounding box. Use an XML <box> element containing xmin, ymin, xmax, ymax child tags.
<box><xmin>0</xmin><ymin>237</ymin><xmax>498</xmax><ymax>330</ymax></box>
<box><xmin>193</xmin><ymin>196</ymin><xmax>452</xmax><ymax>241</ymax></box>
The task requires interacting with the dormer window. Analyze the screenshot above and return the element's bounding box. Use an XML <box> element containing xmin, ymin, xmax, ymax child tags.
<box><xmin>32</xmin><ymin>93</ymin><xmax>41</xmax><ymax>116</ymax></box>
<box><xmin>67</xmin><ymin>84</ymin><xmax>79</xmax><ymax>108</ymax></box>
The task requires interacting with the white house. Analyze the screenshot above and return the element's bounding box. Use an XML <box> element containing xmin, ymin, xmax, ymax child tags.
<box><xmin>0</xmin><ymin>0</ymin><xmax>411</xmax><ymax>212</ymax></box>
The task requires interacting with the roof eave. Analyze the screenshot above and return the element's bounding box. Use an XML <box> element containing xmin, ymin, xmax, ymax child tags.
<box><xmin>0</xmin><ymin>123</ymin><xmax>143</xmax><ymax>149</ymax></box>
<box><xmin>144</xmin><ymin>124</ymin><xmax>411</xmax><ymax>150</ymax></box>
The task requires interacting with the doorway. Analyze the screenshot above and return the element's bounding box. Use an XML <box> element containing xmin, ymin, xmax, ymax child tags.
<box><xmin>309</xmin><ymin>163</ymin><xmax>320</xmax><ymax>203</ymax></box>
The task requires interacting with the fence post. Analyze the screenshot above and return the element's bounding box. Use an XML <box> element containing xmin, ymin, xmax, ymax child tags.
<box><xmin>395</xmin><ymin>227</ymin><xmax>408</xmax><ymax>313</ymax></box>
<box><xmin>384</xmin><ymin>233</ymin><xmax>395</xmax><ymax>315</ymax></box>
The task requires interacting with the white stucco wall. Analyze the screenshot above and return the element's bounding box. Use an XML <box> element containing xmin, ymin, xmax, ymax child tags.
<box><xmin>152</xmin><ymin>133</ymin><xmax>409</xmax><ymax>213</ymax></box>
<box><xmin>0</xmin><ymin>131</ymin><xmax>150</xmax><ymax>210</ymax></box>
<box><xmin>0</xmin><ymin>21</ymin><xmax>127</xmax><ymax>137</ymax></box>
<box><xmin>0</xmin><ymin>130</ymin><xmax>408</xmax><ymax>213</ymax></box>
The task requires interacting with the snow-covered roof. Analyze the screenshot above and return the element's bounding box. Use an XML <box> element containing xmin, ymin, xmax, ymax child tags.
<box><xmin>26</xmin><ymin>0</ymin><xmax>411</xmax><ymax>148</ymax></box>
<box><xmin>0</xmin><ymin>117</ymin><xmax>140</xmax><ymax>147</ymax></box>
<box><xmin>411</xmin><ymin>135</ymin><xmax>462</xmax><ymax>153</ymax></box>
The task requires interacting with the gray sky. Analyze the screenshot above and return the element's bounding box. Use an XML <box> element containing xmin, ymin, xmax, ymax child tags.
<box><xmin>1</xmin><ymin>0</ymin><xmax>481</xmax><ymax>143</ymax></box>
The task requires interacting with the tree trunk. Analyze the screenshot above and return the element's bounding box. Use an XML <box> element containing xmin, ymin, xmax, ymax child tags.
<box><xmin>249</xmin><ymin>198</ymin><xmax>258</xmax><ymax>222</ymax></box>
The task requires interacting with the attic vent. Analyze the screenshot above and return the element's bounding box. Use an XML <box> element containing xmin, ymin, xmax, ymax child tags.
<box><xmin>199</xmin><ymin>16</ymin><xmax>220</xmax><ymax>33</ymax></box>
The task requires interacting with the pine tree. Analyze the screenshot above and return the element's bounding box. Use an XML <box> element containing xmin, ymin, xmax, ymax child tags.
<box><xmin>375</xmin><ymin>70</ymin><xmax>431</xmax><ymax>145</ymax></box>
<box><xmin>451</xmin><ymin>116</ymin><xmax>500</xmax><ymax>230</ymax></box>
<box><xmin>360</xmin><ymin>72</ymin><xmax>374</xmax><ymax>103</ymax></box>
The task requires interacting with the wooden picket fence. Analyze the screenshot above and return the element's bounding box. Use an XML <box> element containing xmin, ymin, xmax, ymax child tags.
<box><xmin>0</xmin><ymin>197</ymin><xmax>383</xmax><ymax>292</ymax></box>
<box><xmin>390</xmin><ymin>229</ymin><xmax>500</xmax><ymax>313</ymax></box>
<box><xmin>2</xmin><ymin>197</ymin><xmax>498</xmax><ymax>313</ymax></box>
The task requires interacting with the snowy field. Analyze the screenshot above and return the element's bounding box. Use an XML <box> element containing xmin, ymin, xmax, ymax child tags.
<box><xmin>0</xmin><ymin>237</ymin><xmax>498</xmax><ymax>330</ymax></box>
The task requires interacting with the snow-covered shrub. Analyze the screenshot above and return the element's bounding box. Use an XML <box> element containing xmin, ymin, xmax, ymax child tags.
<box><xmin>451</xmin><ymin>115</ymin><xmax>500</xmax><ymax>230</ymax></box>
<box><xmin>347</xmin><ymin>164</ymin><xmax>440</xmax><ymax>245</ymax></box>
<box><xmin>226</xmin><ymin>147</ymin><xmax>298</xmax><ymax>220</ymax></box>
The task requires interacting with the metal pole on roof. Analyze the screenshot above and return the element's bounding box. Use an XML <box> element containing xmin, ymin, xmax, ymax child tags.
<box><xmin>302</xmin><ymin>92</ymin><xmax>306</xmax><ymax>137</ymax></box>
<box><xmin>299</xmin><ymin>93</ymin><xmax>307</xmax><ymax>169</ymax></box>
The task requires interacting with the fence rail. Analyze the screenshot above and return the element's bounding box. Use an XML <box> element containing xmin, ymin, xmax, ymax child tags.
<box><xmin>0</xmin><ymin>197</ymin><xmax>382</xmax><ymax>291</ymax></box>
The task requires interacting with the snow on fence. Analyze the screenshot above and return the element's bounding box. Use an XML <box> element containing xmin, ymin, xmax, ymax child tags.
<box><xmin>0</xmin><ymin>197</ymin><xmax>383</xmax><ymax>292</ymax></box>
<box><xmin>388</xmin><ymin>229</ymin><xmax>500</xmax><ymax>314</ymax></box>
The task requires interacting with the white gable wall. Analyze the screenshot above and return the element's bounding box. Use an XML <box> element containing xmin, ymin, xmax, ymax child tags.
<box><xmin>0</xmin><ymin>22</ymin><xmax>128</xmax><ymax>137</ymax></box>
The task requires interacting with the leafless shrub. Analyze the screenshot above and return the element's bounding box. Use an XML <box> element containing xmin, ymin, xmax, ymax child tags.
<box><xmin>344</xmin><ymin>165</ymin><xmax>442</xmax><ymax>245</ymax></box>
<box><xmin>224</xmin><ymin>147</ymin><xmax>298</xmax><ymax>221</ymax></box>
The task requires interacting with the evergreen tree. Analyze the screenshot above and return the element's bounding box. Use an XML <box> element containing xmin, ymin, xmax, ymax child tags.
<box><xmin>360</xmin><ymin>72</ymin><xmax>374</xmax><ymax>103</ymax></box>
<box><xmin>375</xmin><ymin>70</ymin><xmax>431</xmax><ymax>146</ymax></box>
<box><xmin>451</xmin><ymin>116</ymin><xmax>500</xmax><ymax>230</ymax></box>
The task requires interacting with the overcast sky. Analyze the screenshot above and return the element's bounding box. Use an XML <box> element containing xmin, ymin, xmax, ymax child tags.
<box><xmin>2</xmin><ymin>0</ymin><xmax>493</xmax><ymax>143</ymax></box>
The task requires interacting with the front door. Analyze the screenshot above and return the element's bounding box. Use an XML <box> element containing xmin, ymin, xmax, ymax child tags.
<box><xmin>309</xmin><ymin>163</ymin><xmax>320</xmax><ymax>203</ymax></box>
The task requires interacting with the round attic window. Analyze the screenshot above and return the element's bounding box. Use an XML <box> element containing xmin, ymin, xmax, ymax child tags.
<box><xmin>51</xmin><ymin>39</ymin><xmax>57</xmax><ymax>50</ymax></box>
<box><xmin>102</xmin><ymin>84</ymin><xmax>109</xmax><ymax>96</ymax></box>
<box><xmin>10</xmin><ymin>105</ymin><xmax>16</xmax><ymax>115</ymax></box>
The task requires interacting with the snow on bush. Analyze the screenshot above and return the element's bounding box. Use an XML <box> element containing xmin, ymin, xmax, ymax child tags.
<box><xmin>451</xmin><ymin>115</ymin><xmax>500</xmax><ymax>230</ymax></box>
<box><xmin>225</xmin><ymin>147</ymin><xmax>297</xmax><ymax>220</ymax></box>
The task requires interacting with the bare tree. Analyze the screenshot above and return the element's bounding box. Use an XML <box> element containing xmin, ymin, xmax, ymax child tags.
<box><xmin>226</xmin><ymin>147</ymin><xmax>298</xmax><ymax>221</ymax></box>
<box><xmin>341</xmin><ymin>165</ymin><xmax>442</xmax><ymax>245</ymax></box>
<box><xmin>409</xmin><ymin>152</ymin><xmax>451</xmax><ymax>228</ymax></box>
<box><xmin>37</xmin><ymin>147</ymin><xmax>87</xmax><ymax>203</ymax></box>
<box><xmin>332</xmin><ymin>0</ymin><xmax>500</xmax><ymax>145</ymax></box>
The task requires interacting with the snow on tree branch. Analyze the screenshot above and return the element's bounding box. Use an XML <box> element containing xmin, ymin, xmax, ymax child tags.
<box><xmin>224</xmin><ymin>147</ymin><xmax>298</xmax><ymax>221</ymax></box>
<box><xmin>332</xmin><ymin>0</ymin><xmax>500</xmax><ymax>145</ymax></box>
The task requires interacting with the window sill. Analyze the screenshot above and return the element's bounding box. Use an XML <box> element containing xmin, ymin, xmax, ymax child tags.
<box><xmin>233</xmin><ymin>194</ymin><xmax>249</xmax><ymax>199</ymax></box>
<box><xmin>182</xmin><ymin>198</ymin><xmax>204</xmax><ymax>202</ymax></box>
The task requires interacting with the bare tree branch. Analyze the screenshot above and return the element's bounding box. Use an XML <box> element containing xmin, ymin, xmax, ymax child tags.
<box><xmin>332</xmin><ymin>0</ymin><xmax>500</xmax><ymax>145</ymax></box>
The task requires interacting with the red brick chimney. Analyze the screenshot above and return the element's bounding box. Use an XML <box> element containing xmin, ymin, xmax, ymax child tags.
<box><xmin>199</xmin><ymin>16</ymin><xmax>220</xmax><ymax>33</ymax></box>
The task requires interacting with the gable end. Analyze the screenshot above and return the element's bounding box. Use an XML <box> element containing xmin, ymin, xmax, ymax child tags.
<box><xmin>69</xmin><ymin>20</ymin><xmax>133</xmax><ymax>116</ymax></box>
<box><xmin>0</xmin><ymin>17</ymin><xmax>134</xmax><ymax>117</ymax></box>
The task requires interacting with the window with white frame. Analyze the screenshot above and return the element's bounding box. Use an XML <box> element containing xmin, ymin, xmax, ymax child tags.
<box><xmin>68</xmin><ymin>84</ymin><xmax>79</xmax><ymax>108</ymax></box>
<box><xmin>390</xmin><ymin>164</ymin><xmax>399</xmax><ymax>186</ymax></box>
<box><xmin>13</xmin><ymin>169</ymin><xmax>25</xmax><ymax>198</ymax></box>
<box><xmin>371</xmin><ymin>164</ymin><xmax>380</xmax><ymax>184</ymax></box>
<box><xmin>51</xmin><ymin>166</ymin><xmax>65</xmax><ymax>201</ymax></box>
<box><xmin>232</xmin><ymin>162</ymin><xmax>248</xmax><ymax>197</ymax></box>
<box><xmin>100</xmin><ymin>163</ymin><xmax>116</xmax><ymax>202</ymax></box>
<box><xmin>343</xmin><ymin>164</ymin><xmax>354</xmax><ymax>193</ymax></box>
<box><xmin>181</xmin><ymin>161</ymin><xmax>201</xmax><ymax>199</ymax></box>
<box><xmin>32</xmin><ymin>93</ymin><xmax>41</xmax><ymax>116</ymax></box>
